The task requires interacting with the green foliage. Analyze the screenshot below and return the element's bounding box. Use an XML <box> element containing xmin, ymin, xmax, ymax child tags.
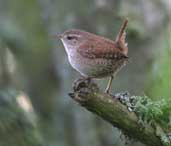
<box><xmin>147</xmin><ymin>27</ymin><xmax>171</xmax><ymax>99</ymax></box>
<box><xmin>142</xmin><ymin>27</ymin><xmax>171</xmax><ymax>145</ymax></box>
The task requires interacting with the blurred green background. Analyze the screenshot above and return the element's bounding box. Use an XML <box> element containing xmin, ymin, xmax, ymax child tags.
<box><xmin>0</xmin><ymin>0</ymin><xmax>170</xmax><ymax>146</ymax></box>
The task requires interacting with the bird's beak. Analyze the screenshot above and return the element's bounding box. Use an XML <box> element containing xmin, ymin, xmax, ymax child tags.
<box><xmin>57</xmin><ymin>34</ymin><xmax>62</xmax><ymax>39</ymax></box>
<box><xmin>50</xmin><ymin>34</ymin><xmax>63</xmax><ymax>39</ymax></box>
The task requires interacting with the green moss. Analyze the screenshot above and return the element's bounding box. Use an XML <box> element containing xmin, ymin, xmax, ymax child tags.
<box><xmin>118</xmin><ymin>94</ymin><xmax>168</xmax><ymax>126</ymax></box>
<box><xmin>117</xmin><ymin>92</ymin><xmax>171</xmax><ymax>145</ymax></box>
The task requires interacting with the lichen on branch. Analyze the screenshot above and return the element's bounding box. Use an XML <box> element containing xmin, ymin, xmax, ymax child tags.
<box><xmin>69</xmin><ymin>77</ymin><xmax>171</xmax><ymax>146</ymax></box>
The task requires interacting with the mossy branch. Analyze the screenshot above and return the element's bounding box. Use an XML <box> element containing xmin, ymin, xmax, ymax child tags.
<box><xmin>69</xmin><ymin>78</ymin><xmax>171</xmax><ymax>146</ymax></box>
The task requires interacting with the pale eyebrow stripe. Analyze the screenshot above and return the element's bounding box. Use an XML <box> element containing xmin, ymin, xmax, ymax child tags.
<box><xmin>68</xmin><ymin>34</ymin><xmax>81</xmax><ymax>38</ymax></box>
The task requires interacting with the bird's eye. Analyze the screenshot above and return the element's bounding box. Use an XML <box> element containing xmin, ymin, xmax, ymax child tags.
<box><xmin>66</xmin><ymin>36</ymin><xmax>76</xmax><ymax>40</ymax></box>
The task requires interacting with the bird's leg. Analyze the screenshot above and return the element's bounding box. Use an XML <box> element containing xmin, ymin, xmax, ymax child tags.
<box><xmin>105</xmin><ymin>75</ymin><xmax>114</xmax><ymax>94</ymax></box>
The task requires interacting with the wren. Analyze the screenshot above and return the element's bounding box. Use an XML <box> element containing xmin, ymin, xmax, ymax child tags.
<box><xmin>56</xmin><ymin>19</ymin><xmax>129</xmax><ymax>93</ymax></box>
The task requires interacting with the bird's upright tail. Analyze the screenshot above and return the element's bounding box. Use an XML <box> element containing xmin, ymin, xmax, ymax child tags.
<box><xmin>115</xmin><ymin>18</ymin><xmax>128</xmax><ymax>55</ymax></box>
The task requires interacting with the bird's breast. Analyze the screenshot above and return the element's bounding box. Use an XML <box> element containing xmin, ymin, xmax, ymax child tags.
<box><xmin>67</xmin><ymin>52</ymin><xmax>128</xmax><ymax>78</ymax></box>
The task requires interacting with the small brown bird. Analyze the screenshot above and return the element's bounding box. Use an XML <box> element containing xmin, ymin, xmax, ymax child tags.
<box><xmin>56</xmin><ymin>19</ymin><xmax>129</xmax><ymax>93</ymax></box>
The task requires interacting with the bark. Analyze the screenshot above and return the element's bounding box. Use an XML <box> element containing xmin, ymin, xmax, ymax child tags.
<box><xmin>69</xmin><ymin>78</ymin><xmax>163</xmax><ymax>146</ymax></box>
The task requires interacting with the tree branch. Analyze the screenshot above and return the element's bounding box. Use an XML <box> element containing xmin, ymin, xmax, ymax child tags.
<box><xmin>69</xmin><ymin>78</ymin><xmax>163</xmax><ymax>146</ymax></box>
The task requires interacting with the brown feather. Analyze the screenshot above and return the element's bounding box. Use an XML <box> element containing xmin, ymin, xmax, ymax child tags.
<box><xmin>77</xmin><ymin>36</ymin><xmax>128</xmax><ymax>60</ymax></box>
<box><xmin>115</xmin><ymin>19</ymin><xmax>128</xmax><ymax>55</ymax></box>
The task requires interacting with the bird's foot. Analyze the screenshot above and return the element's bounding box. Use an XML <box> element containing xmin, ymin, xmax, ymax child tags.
<box><xmin>73</xmin><ymin>76</ymin><xmax>98</xmax><ymax>92</ymax></box>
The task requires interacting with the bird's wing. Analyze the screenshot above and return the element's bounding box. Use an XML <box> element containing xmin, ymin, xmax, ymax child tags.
<box><xmin>77</xmin><ymin>39</ymin><xmax>128</xmax><ymax>60</ymax></box>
